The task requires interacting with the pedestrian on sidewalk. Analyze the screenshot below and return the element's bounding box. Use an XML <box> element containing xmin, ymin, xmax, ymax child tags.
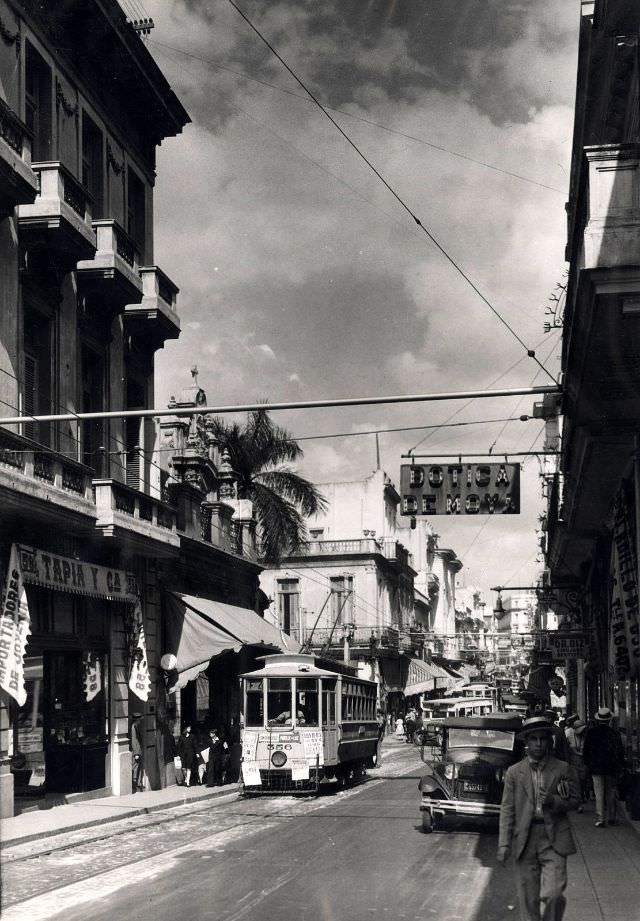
<box><xmin>583</xmin><ymin>707</ymin><xmax>626</xmax><ymax>827</ymax></box>
<box><xmin>177</xmin><ymin>724</ymin><xmax>199</xmax><ymax>787</ymax></box>
<box><xmin>131</xmin><ymin>711</ymin><xmax>144</xmax><ymax>793</ymax></box>
<box><xmin>497</xmin><ymin>715</ymin><xmax>580</xmax><ymax>921</ymax></box>
<box><xmin>395</xmin><ymin>715</ymin><xmax>404</xmax><ymax>740</ymax></box>
<box><xmin>205</xmin><ymin>728</ymin><xmax>229</xmax><ymax>786</ymax></box>
<box><xmin>376</xmin><ymin>710</ymin><xmax>386</xmax><ymax>765</ymax></box>
<box><xmin>565</xmin><ymin>719</ymin><xmax>588</xmax><ymax>808</ymax></box>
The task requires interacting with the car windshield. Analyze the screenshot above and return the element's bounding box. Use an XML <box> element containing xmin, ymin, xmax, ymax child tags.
<box><xmin>448</xmin><ymin>727</ymin><xmax>515</xmax><ymax>751</ymax></box>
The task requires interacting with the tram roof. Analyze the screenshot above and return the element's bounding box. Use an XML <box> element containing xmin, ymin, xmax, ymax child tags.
<box><xmin>240</xmin><ymin>653</ymin><xmax>375</xmax><ymax>682</ymax></box>
<box><xmin>436</xmin><ymin>714</ymin><xmax>523</xmax><ymax>731</ymax></box>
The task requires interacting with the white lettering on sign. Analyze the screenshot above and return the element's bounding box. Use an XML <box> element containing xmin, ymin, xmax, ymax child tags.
<box><xmin>400</xmin><ymin>463</ymin><xmax>520</xmax><ymax>516</ymax></box>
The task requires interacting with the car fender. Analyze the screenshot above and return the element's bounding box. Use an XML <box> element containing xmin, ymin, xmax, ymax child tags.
<box><xmin>418</xmin><ymin>774</ymin><xmax>445</xmax><ymax>796</ymax></box>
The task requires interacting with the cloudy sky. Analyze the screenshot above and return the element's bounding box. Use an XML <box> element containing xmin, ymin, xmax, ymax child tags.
<box><xmin>139</xmin><ymin>0</ymin><xmax>578</xmax><ymax>600</ymax></box>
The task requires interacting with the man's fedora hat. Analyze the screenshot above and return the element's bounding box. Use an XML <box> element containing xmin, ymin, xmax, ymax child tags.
<box><xmin>595</xmin><ymin>707</ymin><xmax>613</xmax><ymax>722</ymax></box>
<box><xmin>519</xmin><ymin>716</ymin><xmax>556</xmax><ymax>738</ymax></box>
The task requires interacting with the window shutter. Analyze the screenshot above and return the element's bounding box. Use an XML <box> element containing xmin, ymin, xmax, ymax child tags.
<box><xmin>125</xmin><ymin>417</ymin><xmax>140</xmax><ymax>489</ymax></box>
<box><xmin>24</xmin><ymin>353</ymin><xmax>37</xmax><ymax>440</ymax></box>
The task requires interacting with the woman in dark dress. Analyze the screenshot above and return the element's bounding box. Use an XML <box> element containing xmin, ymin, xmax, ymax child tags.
<box><xmin>177</xmin><ymin>725</ymin><xmax>200</xmax><ymax>786</ymax></box>
<box><xmin>206</xmin><ymin>729</ymin><xmax>230</xmax><ymax>786</ymax></box>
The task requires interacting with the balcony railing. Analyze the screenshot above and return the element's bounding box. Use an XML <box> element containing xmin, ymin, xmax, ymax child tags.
<box><xmin>125</xmin><ymin>266</ymin><xmax>180</xmax><ymax>345</ymax></box>
<box><xmin>77</xmin><ymin>220</ymin><xmax>143</xmax><ymax>306</ymax></box>
<box><xmin>303</xmin><ymin>625</ymin><xmax>401</xmax><ymax>649</ymax></box>
<box><xmin>0</xmin><ymin>426</ymin><xmax>96</xmax><ymax>515</ymax></box>
<box><xmin>17</xmin><ymin>162</ymin><xmax>96</xmax><ymax>259</ymax></box>
<box><xmin>302</xmin><ymin>538</ymin><xmax>413</xmax><ymax>568</ymax></box>
<box><xmin>0</xmin><ymin>97</ymin><xmax>38</xmax><ymax>212</ymax></box>
<box><xmin>93</xmin><ymin>479</ymin><xmax>179</xmax><ymax>549</ymax></box>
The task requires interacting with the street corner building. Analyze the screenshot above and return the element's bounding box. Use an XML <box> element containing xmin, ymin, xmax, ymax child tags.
<box><xmin>541</xmin><ymin>0</ymin><xmax>640</xmax><ymax>812</ymax></box>
<box><xmin>0</xmin><ymin>0</ymin><xmax>294</xmax><ymax>820</ymax></box>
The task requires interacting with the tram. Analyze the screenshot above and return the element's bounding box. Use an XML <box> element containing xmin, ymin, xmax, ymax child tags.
<box><xmin>420</xmin><ymin>695</ymin><xmax>496</xmax><ymax>720</ymax></box>
<box><xmin>240</xmin><ymin>653</ymin><xmax>379</xmax><ymax>793</ymax></box>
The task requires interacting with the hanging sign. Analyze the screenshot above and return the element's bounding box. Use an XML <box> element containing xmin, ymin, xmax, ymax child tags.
<box><xmin>547</xmin><ymin>633</ymin><xmax>587</xmax><ymax>660</ymax></box>
<box><xmin>400</xmin><ymin>463</ymin><xmax>520</xmax><ymax>516</ymax></box>
<box><xmin>126</xmin><ymin>598</ymin><xmax>151</xmax><ymax>702</ymax></box>
<box><xmin>17</xmin><ymin>545</ymin><xmax>138</xmax><ymax>602</ymax></box>
<box><xmin>609</xmin><ymin>483</ymin><xmax>640</xmax><ymax>679</ymax></box>
<box><xmin>0</xmin><ymin>545</ymin><xmax>31</xmax><ymax>706</ymax></box>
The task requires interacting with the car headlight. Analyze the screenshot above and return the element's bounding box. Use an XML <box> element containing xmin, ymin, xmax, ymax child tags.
<box><xmin>271</xmin><ymin>750</ymin><xmax>288</xmax><ymax>768</ymax></box>
<box><xmin>444</xmin><ymin>763</ymin><xmax>456</xmax><ymax>780</ymax></box>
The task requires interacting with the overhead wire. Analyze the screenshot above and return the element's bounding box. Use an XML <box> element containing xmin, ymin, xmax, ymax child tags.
<box><xmin>148</xmin><ymin>38</ymin><xmax>565</xmax><ymax>196</ymax></box>
<box><xmin>224</xmin><ymin>0</ymin><xmax>559</xmax><ymax>386</ymax></box>
<box><xmin>406</xmin><ymin>331</ymin><xmax>553</xmax><ymax>455</ymax></box>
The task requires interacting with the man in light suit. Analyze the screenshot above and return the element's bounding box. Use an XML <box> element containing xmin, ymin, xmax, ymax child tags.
<box><xmin>498</xmin><ymin>715</ymin><xmax>581</xmax><ymax>921</ymax></box>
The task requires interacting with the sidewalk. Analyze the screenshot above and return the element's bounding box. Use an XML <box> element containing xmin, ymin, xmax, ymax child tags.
<box><xmin>2</xmin><ymin>747</ymin><xmax>640</xmax><ymax>921</ymax></box>
<box><xmin>0</xmin><ymin>781</ymin><xmax>240</xmax><ymax>848</ymax></box>
<box><xmin>565</xmin><ymin>801</ymin><xmax>640</xmax><ymax>921</ymax></box>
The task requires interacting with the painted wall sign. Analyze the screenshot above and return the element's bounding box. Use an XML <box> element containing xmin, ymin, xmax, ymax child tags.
<box><xmin>18</xmin><ymin>545</ymin><xmax>139</xmax><ymax>602</ymax></box>
<box><xmin>400</xmin><ymin>463</ymin><xmax>520</xmax><ymax>515</ymax></box>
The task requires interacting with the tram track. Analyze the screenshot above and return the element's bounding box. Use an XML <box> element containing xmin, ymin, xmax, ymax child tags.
<box><xmin>1</xmin><ymin>773</ymin><xmax>386</xmax><ymax>908</ymax></box>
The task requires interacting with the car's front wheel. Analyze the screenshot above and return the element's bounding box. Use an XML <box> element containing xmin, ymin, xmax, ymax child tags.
<box><xmin>422</xmin><ymin>810</ymin><xmax>434</xmax><ymax>833</ymax></box>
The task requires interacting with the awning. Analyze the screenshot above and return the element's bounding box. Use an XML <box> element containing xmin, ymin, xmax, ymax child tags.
<box><xmin>164</xmin><ymin>593</ymin><xmax>300</xmax><ymax>690</ymax></box>
<box><xmin>405</xmin><ymin>658</ymin><xmax>443</xmax><ymax>695</ymax></box>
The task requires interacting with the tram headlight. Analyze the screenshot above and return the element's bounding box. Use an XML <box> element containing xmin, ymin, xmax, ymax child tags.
<box><xmin>271</xmin><ymin>750</ymin><xmax>288</xmax><ymax>768</ymax></box>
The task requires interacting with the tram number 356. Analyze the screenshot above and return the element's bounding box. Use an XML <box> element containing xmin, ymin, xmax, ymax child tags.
<box><xmin>267</xmin><ymin>743</ymin><xmax>293</xmax><ymax>750</ymax></box>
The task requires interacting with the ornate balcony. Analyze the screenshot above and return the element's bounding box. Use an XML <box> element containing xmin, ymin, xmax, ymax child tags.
<box><xmin>301</xmin><ymin>537</ymin><xmax>414</xmax><ymax>570</ymax></box>
<box><xmin>125</xmin><ymin>266</ymin><xmax>180</xmax><ymax>348</ymax></box>
<box><xmin>77</xmin><ymin>220</ymin><xmax>143</xmax><ymax>309</ymax></box>
<box><xmin>0</xmin><ymin>98</ymin><xmax>38</xmax><ymax>216</ymax></box>
<box><xmin>0</xmin><ymin>427</ymin><xmax>96</xmax><ymax>530</ymax></box>
<box><xmin>17</xmin><ymin>162</ymin><xmax>96</xmax><ymax>262</ymax></box>
<box><xmin>93</xmin><ymin>479</ymin><xmax>179</xmax><ymax>555</ymax></box>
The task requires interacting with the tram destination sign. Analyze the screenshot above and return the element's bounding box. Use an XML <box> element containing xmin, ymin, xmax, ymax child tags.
<box><xmin>400</xmin><ymin>462</ymin><xmax>520</xmax><ymax>516</ymax></box>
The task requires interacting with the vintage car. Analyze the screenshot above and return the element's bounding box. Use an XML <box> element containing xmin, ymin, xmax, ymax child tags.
<box><xmin>418</xmin><ymin>713</ymin><xmax>523</xmax><ymax>833</ymax></box>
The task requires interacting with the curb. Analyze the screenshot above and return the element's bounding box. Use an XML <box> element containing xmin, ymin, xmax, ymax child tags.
<box><xmin>1</xmin><ymin>784</ymin><xmax>242</xmax><ymax>849</ymax></box>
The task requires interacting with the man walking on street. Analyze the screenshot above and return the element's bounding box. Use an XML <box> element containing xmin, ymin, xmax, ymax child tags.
<box><xmin>583</xmin><ymin>706</ymin><xmax>626</xmax><ymax>827</ymax></box>
<box><xmin>498</xmin><ymin>715</ymin><xmax>580</xmax><ymax>921</ymax></box>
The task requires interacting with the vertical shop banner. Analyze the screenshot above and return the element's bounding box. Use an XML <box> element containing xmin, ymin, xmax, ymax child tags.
<box><xmin>0</xmin><ymin>545</ymin><xmax>31</xmax><ymax>706</ymax></box>
<box><xmin>610</xmin><ymin>485</ymin><xmax>640</xmax><ymax>679</ymax></box>
<box><xmin>83</xmin><ymin>652</ymin><xmax>102</xmax><ymax>702</ymax></box>
<box><xmin>127</xmin><ymin>598</ymin><xmax>151</xmax><ymax>701</ymax></box>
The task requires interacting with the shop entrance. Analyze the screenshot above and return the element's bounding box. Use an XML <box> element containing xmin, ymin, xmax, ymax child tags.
<box><xmin>13</xmin><ymin>650</ymin><xmax>108</xmax><ymax>797</ymax></box>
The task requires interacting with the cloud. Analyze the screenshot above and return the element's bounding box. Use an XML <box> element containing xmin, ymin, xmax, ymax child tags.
<box><xmin>147</xmin><ymin>0</ymin><xmax>576</xmax><ymax>596</ymax></box>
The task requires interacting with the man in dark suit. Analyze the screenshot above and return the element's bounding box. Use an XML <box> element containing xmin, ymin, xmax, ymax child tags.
<box><xmin>497</xmin><ymin>716</ymin><xmax>581</xmax><ymax>921</ymax></box>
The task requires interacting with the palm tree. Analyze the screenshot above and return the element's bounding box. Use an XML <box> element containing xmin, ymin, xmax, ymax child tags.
<box><xmin>208</xmin><ymin>409</ymin><xmax>327</xmax><ymax>564</ymax></box>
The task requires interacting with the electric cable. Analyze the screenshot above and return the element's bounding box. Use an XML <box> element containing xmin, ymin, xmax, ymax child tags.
<box><xmin>148</xmin><ymin>38</ymin><xmax>564</xmax><ymax>196</ymax></box>
<box><xmin>406</xmin><ymin>331</ymin><xmax>555</xmax><ymax>455</ymax></box>
<box><xmin>296</xmin><ymin>416</ymin><xmax>530</xmax><ymax>443</ymax></box>
<box><xmin>225</xmin><ymin>0</ymin><xmax>559</xmax><ymax>385</ymax></box>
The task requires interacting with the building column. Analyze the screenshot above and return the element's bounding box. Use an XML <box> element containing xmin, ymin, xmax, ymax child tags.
<box><xmin>0</xmin><ymin>694</ymin><xmax>14</xmax><ymax>818</ymax></box>
<box><xmin>110</xmin><ymin>608</ymin><xmax>133</xmax><ymax>795</ymax></box>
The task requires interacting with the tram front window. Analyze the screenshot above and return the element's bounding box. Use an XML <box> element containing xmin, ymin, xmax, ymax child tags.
<box><xmin>296</xmin><ymin>678</ymin><xmax>319</xmax><ymax>726</ymax></box>
<box><xmin>245</xmin><ymin>679</ymin><xmax>264</xmax><ymax>727</ymax></box>
<box><xmin>267</xmin><ymin>678</ymin><xmax>293</xmax><ymax>725</ymax></box>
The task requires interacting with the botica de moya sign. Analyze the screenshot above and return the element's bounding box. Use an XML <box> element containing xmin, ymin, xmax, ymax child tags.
<box><xmin>400</xmin><ymin>463</ymin><xmax>520</xmax><ymax>516</ymax></box>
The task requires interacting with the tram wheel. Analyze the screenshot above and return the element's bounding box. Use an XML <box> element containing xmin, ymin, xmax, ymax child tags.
<box><xmin>422</xmin><ymin>811</ymin><xmax>434</xmax><ymax>834</ymax></box>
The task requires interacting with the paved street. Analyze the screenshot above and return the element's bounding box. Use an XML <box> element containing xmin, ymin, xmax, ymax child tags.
<box><xmin>1</xmin><ymin>743</ymin><xmax>525</xmax><ymax>921</ymax></box>
<box><xmin>3</xmin><ymin>740</ymin><xmax>639</xmax><ymax>921</ymax></box>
